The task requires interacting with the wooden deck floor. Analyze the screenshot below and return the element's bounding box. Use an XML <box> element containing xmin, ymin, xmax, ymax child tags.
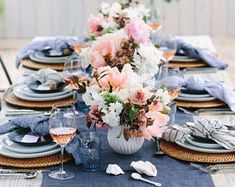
<box><xmin>0</xmin><ymin>37</ymin><xmax>234</xmax><ymax>88</ymax></box>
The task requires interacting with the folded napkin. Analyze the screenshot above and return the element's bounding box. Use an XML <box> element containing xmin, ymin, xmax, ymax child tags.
<box><xmin>176</xmin><ymin>40</ymin><xmax>228</xmax><ymax>69</ymax></box>
<box><xmin>163</xmin><ymin>118</ymin><xmax>235</xmax><ymax>150</ymax></box>
<box><xmin>0</xmin><ymin>116</ymin><xmax>83</xmax><ymax>164</ymax></box>
<box><xmin>182</xmin><ymin>76</ymin><xmax>235</xmax><ymax>111</ymax></box>
<box><xmin>30</xmin><ymin>68</ymin><xmax>64</xmax><ymax>90</ymax></box>
<box><xmin>15</xmin><ymin>37</ymin><xmax>77</xmax><ymax>68</ymax></box>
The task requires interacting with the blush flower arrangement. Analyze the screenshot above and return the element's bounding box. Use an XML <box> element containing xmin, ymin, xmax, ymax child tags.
<box><xmin>87</xmin><ymin>18</ymin><xmax>162</xmax><ymax>77</ymax></box>
<box><xmin>88</xmin><ymin>1</ymin><xmax>150</xmax><ymax>38</ymax></box>
<box><xmin>82</xmin><ymin>64</ymin><xmax>171</xmax><ymax>141</ymax></box>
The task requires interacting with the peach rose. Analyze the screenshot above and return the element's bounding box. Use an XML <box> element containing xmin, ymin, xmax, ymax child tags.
<box><xmin>130</xmin><ymin>89</ymin><xmax>151</xmax><ymax>105</ymax></box>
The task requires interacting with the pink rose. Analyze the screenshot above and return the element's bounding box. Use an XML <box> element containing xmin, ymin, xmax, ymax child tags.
<box><xmin>125</xmin><ymin>19</ymin><xmax>150</xmax><ymax>44</ymax></box>
<box><xmin>130</xmin><ymin>89</ymin><xmax>151</xmax><ymax>105</ymax></box>
<box><xmin>88</xmin><ymin>15</ymin><xmax>105</xmax><ymax>36</ymax></box>
<box><xmin>88</xmin><ymin>33</ymin><xmax>122</xmax><ymax>69</ymax></box>
<box><xmin>149</xmin><ymin>102</ymin><xmax>163</xmax><ymax>112</ymax></box>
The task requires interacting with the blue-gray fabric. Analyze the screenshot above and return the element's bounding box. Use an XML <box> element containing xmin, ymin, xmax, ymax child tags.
<box><xmin>184</xmin><ymin>76</ymin><xmax>235</xmax><ymax>111</ymax></box>
<box><xmin>42</xmin><ymin>111</ymin><xmax>214</xmax><ymax>187</ymax></box>
<box><xmin>15</xmin><ymin>37</ymin><xmax>79</xmax><ymax>68</ymax></box>
<box><xmin>176</xmin><ymin>40</ymin><xmax>227</xmax><ymax>69</ymax></box>
<box><xmin>0</xmin><ymin>116</ymin><xmax>84</xmax><ymax>164</ymax></box>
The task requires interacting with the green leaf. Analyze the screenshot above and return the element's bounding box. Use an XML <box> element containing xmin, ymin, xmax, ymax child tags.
<box><xmin>129</xmin><ymin>105</ymin><xmax>137</xmax><ymax>121</ymax></box>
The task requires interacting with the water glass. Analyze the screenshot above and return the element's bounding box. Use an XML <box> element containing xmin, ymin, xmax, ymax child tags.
<box><xmin>79</xmin><ymin>132</ymin><xmax>101</xmax><ymax>172</ymax></box>
<box><xmin>168</xmin><ymin>102</ymin><xmax>177</xmax><ymax>125</ymax></box>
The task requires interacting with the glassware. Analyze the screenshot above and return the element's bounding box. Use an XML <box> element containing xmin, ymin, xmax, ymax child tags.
<box><xmin>48</xmin><ymin>104</ymin><xmax>76</xmax><ymax>180</ymax></box>
<box><xmin>79</xmin><ymin>132</ymin><xmax>101</xmax><ymax>172</ymax></box>
<box><xmin>156</xmin><ymin>66</ymin><xmax>183</xmax><ymax>100</ymax></box>
<box><xmin>63</xmin><ymin>54</ymin><xmax>88</xmax><ymax>78</ymax></box>
<box><xmin>157</xmin><ymin>34</ymin><xmax>177</xmax><ymax>62</ymax></box>
<box><xmin>168</xmin><ymin>102</ymin><xmax>177</xmax><ymax>125</ymax></box>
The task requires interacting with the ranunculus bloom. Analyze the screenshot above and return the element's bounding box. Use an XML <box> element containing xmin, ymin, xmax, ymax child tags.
<box><xmin>130</xmin><ymin>89</ymin><xmax>151</xmax><ymax>105</ymax></box>
<box><xmin>88</xmin><ymin>33</ymin><xmax>122</xmax><ymax>69</ymax></box>
<box><xmin>88</xmin><ymin>15</ymin><xmax>105</xmax><ymax>36</ymax></box>
<box><xmin>125</xmin><ymin>19</ymin><xmax>150</xmax><ymax>44</ymax></box>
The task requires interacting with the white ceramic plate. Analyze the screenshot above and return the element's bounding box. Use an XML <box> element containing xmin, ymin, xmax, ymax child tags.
<box><xmin>175</xmin><ymin>138</ymin><xmax>235</xmax><ymax>153</ymax></box>
<box><xmin>20</xmin><ymin>85</ymin><xmax>71</xmax><ymax>98</ymax></box>
<box><xmin>29</xmin><ymin>53</ymin><xmax>65</xmax><ymax>64</ymax></box>
<box><xmin>179</xmin><ymin>93</ymin><xmax>211</xmax><ymax>98</ymax></box>
<box><xmin>13</xmin><ymin>86</ymin><xmax>73</xmax><ymax>101</ymax></box>
<box><xmin>171</xmin><ymin>55</ymin><xmax>198</xmax><ymax>62</ymax></box>
<box><xmin>1</xmin><ymin>134</ymin><xmax>59</xmax><ymax>154</ymax></box>
<box><xmin>185</xmin><ymin>135</ymin><xmax>222</xmax><ymax>149</ymax></box>
<box><xmin>0</xmin><ymin>138</ymin><xmax>60</xmax><ymax>158</ymax></box>
<box><xmin>176</xmin><ymin>95</ymin><xmax>216</xmax><ymax>102</ymax></box>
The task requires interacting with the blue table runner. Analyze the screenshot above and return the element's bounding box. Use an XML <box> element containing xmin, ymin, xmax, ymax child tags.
<box><xmin>42</xmin><ymin>111</ymin><xmax>214</xmax><ymax>187</ymax></box>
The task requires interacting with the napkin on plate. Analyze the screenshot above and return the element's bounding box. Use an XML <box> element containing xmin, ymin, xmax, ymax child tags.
<box><xmin>171</xmin><ymin>75</ymin><xmax>235</xmax><ymax>111</ymax></box>
<box><xmin>15</xmin><ymin>37</ymin><xmax>78</xmax><ymax>68</ymax></box>
<box><xmin>0</xmin><ymin>116</ymin><xmax>85</xmax><ymax>164</ymax></box>
<box><xmin>162</xmin><ymin>118</ymin><xmax>235</xmax><ymax>150</ymax></box>
<box><xmin>30</xmin><ymin>68</ymin><xmax>64</xmax><ymax>90</ymax></box>
<box><xmin>176</xmin><ymin>40</ymin><xmax>228</xmax><ymax>70</ymax></box>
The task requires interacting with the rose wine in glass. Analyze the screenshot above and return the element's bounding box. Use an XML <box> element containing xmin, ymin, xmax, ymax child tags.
<box><xmin>48</xmin><ymin>104</ymin><xmax>76</xmax><ymax>180</ymax></box>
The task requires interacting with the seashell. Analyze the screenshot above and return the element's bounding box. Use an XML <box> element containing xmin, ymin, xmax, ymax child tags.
<box><xmin>106</xmin><ymin>164</ymin><xmax>125</xmax><ymax>176</ymax></box>
<box><xmin>130</xmin><ymin>161</ymin><xmax>157</xmax><ymax>177</ymax></box>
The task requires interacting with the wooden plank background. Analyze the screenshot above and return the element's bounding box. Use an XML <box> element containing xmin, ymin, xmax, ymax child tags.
<box><xmin>0</xmin><ymin>0</ymin><xmax>234</xmax><ymax>38</ymax></box>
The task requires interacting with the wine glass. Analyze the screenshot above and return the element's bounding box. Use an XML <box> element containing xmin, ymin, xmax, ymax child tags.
<box><xmin>157</xmin><ymin>34</ymin><xmax>177</xmax><ymax>63</ymax></box>
<box><xmin>63</xmin><ymin>54</ymin><xmax>88</xmax><ymax>77</ymax></box>
<box><xmin>156</xmin><ymin>66</ymin><xmax>184</xmax><ymax>100</ymax></box>
<box><xmin>48</xmin><ymin>104</ymin><xmax>76</xmax><ymax>180</ymax></box>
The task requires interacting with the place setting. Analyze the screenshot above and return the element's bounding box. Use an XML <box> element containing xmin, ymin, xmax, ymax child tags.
<box><xmin>161</xmin><ymin>117</ymin><xmax>235</xmax><ymax>163</ymax></box>
<box><xmin>4</xmin><ymin>68</ymin><xmax>75</xmax><ymax>109</ymax></box>
<box><xmin>18</xmin><ymin>37</ymin><xmax>89</xmax><ymax>71</ymax></box>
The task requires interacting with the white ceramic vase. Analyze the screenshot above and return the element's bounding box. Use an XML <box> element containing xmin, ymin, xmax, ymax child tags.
<box><xmin>107</xmin><ymin>126</ymin><xmax>145</xmax><ymax>155</ymax></box>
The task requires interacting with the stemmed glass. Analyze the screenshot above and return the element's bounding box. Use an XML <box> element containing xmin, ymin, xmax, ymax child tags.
<box><xmin>157</xmin><ymin>34</ymin><xmax>177</xmax><ymax>63</ymax></box>
<box><xmin>48</xmin><ymin>104</ymin><xmax>76</xmax><ymax>180</ymax></box>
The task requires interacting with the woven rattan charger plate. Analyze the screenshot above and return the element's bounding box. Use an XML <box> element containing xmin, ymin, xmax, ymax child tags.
<box><xmin>160</xmin><ymin>140</ymin><xmax>235</xmax><ymax>163</ymax></box>
<box><xmin>169</xmin><ymin>61</ymin><xmax>207</xmax><ymax>68</ymax></box>
<box><xmin>4</xmin><ymin>89</ymin><xmax>76</xmax><ymax>109</ymax></box>
<box><xmin>175</xmin><ymin>100</ymin><xmax>226</xmax><ymax>108</ymax></box>
<box><xmin>22</xmin><ymin>59</ymin><xmax>64</xmax><ymax>71</ymax></box>
<box><xmin>0</xmin><ymin>154</ymin><xmax>72</xmax><ymax>168</ymax></box>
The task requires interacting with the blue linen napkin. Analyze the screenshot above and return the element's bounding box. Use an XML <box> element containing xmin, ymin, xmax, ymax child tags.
<box><xmin>183</xmin><ymin>76</ymin><xmax>235</xmax><ymax>111</ymax></box>
<box><xmin>169</xmin><ymin>75</ymin><xmax>235</xmax><ymax>111</ymax></box>
<box><xmin>176</xmin><ymin>40</ymin><xmax>228</xmax><ymax>69</ymax></box>
<box><xmin>0</xmin><ymin>116</ymin><xmax>84</xmax><ymax>164</ymax></box>
<box><xmin>15</xmin><ymin>37</ymin><xmax>79</xmax><ymax>68</ymax></box>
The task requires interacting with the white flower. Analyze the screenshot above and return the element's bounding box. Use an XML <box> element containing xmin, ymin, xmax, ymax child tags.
<box><xmin>82</xmin><ymin>85</ymin><xmax>103</xmax><ymax>106</ymax></box>
<box><xmin>101</xmin><ymin>102</ymin><xmax>123</xmax><ymax>126</ymax></box>
<box><xmin>134</xmin><ymin>43</ymin><xmax>162</xmax><ymax>76</ymax></box>
<box><xmin>100</xmin><ymin>2</ymin><xmax>110</xmax><ymax>15</ymax></box>
<box><xmin>109</xmin><ymin>2</ymin><xmax>122</xmax><ymax>18</ymax></box>
<box><xmin>156</xmin><ymin>89</ymin><xmax>171</xmax><ymax>105</ymax></box>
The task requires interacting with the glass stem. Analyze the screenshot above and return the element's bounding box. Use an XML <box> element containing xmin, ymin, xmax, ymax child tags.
<box><xmin>60</xmin><ymin>145</ymin><xmax>65</xmax><ymax>173</ymax></box>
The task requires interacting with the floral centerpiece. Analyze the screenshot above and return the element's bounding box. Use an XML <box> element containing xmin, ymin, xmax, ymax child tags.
<box><xmin>82</xmin><ymin>64</ymin><xmax>171</xmax><ymax>154</ymax></box>
<box><xmin>88</xmin><ymin>0</ymin><xmax>150</xmax><ymax>38</ymax></box>
<box><xmin>86</xmin><ymin>18</ymin><xmax>162</xmax><ymax>78</ymax></box>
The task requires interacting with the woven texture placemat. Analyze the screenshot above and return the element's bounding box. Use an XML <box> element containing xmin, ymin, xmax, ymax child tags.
<box><xmin>175</xmin><ymin>100</ymin><xmax>226</xmax><ymax>108</ymax></box>
<box><xmin>169</xmin><ymin>61</ymin><xmax>207</xmax><ymax>68</ymax></box>
<box><xmin>0</xmin><ymin>154</ymin><xmax>72</xmax><ymax>168</ymax></box>
<box><xmin>22</xmin><ymin>59</ymin><xmax>64</xmax><ymax>71</ymax></box>
<box><xmin>4</xmin><ymin>90</ymin><xmax>76</xmax><ymax>109</ymax></box>
<box><xmin>160</xmin><ymin>140</ymin><xmax>235</xmax><ymax>163</ymax></box>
